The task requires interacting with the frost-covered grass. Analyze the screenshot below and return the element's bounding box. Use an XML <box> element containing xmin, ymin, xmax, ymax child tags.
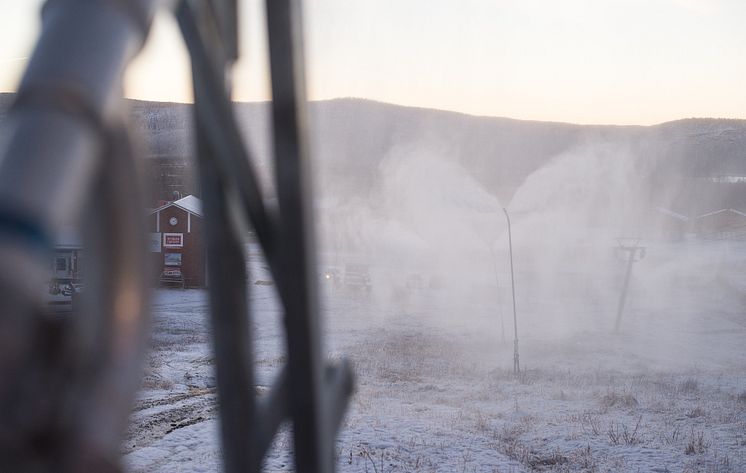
<box><xmin>330</xmin><ymin>321</ymin><xmax>745</xmax><ymax>473</ymax></box>
<box><xmin>125</xmin><ymin>245</ymin><xmax>746</xmax><ymax>472</ymax></box>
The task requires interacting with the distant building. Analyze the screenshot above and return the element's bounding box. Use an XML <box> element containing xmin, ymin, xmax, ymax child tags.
<box><xmin>52</xmin><ymin>227</ymin><xmax>83</xmax><ymax>284</ymax></box>
<box><xmin>48</xmin><ymin>227</ymin><xmax>83</xmax><ymax>312</ymax></box>
<box><xmin>650</xmin><ymin>207</ymin><xmax>690</xmax><ymax>240</ymax></box>
<box><xmin>149</xmin><ymin>195</ymin><xmax>206</xmax><ymax>288</ymax></box>
<box><xmin>693</xmin><ymin>208</ymin><xmax>746</xmax><ymax>240</ymax></box>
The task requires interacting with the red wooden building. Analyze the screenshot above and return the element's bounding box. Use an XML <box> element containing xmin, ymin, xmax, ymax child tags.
<box><xmin>149</xmin><ymin>195</ymin><xmax>206</xmax><ymax>287</ymax></box>
<box><xmin>694</xmin><ymin>208</ymin><xmax>746</xmax><ymax>240</ymax></box>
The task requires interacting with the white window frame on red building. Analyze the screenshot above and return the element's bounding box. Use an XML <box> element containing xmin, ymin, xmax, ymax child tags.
<box><xmin>163</xmin><ymin>232</ymin><xmax>184</xmax><ymax>248</ymax></box>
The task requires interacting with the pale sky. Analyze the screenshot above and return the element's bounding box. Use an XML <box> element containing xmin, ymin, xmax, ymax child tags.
<box><xmin>2</xmin><ymin>0</ymin><xmax>746</xmax><ymax>125</ymax></box>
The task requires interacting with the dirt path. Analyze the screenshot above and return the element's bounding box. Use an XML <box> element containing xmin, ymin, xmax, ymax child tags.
<box><xmin>124</xmin><ymin>388</ymin><xmax>217</xmax><ymax>454</ymax></box>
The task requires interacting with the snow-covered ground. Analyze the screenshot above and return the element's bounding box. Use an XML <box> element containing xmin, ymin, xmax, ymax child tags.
<box><xmin>125</xmin><ymin>243</ymin><xmax>746</xmax><ymax>473</ymax></box>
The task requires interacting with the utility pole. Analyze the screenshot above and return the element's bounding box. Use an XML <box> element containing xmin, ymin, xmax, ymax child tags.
<box><xmin>503</xmin><ymin>208</ymin><xmax>519</xmax><ymax>374</ymax></box>
<box><xmin>613</xmin><ymin>238</ymin><xmax>645</xmax><ymax>333</ymax></box>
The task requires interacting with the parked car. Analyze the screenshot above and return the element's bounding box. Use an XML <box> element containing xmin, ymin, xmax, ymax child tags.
<box><xmin>45</xmin><ymin>279</ymin><xmax>82</xmax><ymax>314</ymax></box>
<box><xmin>342</xmin><ymin>263</ymin><xmax>372</xmax><ymax>293</ymax></box>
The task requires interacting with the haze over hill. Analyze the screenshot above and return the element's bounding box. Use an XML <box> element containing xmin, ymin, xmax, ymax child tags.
<box><xmin>115</xmin><ymin>98</ymin><xmax>746</xmax><ymax>473</ymax></box>
<box><xmin>3</xmin><ymin>92</ymin><xmax>745</xmax><ymax>473</ymax></box>
<box><xmin>2</xmin><ymin>93</ymin><xmax>745</xmax><ymax>215</ymax></box>
<box><xmin>124</xmin><ymin>96</ymin><xmax>746</xmax><ymax>213</ymax></box>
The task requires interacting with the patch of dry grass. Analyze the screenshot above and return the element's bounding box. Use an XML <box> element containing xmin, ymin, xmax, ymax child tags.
<box><xmin>599</xmin><ymin>391</ymin><xmax>639</xmax><ymax>409</ymax></box>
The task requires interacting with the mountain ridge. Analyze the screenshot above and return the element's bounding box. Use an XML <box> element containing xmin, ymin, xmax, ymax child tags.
<box><xmin>1</xmin><ymin>93</ymin><xmax>745</xmax><ymax>213</ymax></box>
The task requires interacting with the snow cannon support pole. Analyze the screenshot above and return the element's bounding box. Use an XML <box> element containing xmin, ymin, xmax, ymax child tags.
<box><xmin>487</xmin><ymin>244</ymin><xmax>506</xmax><ymax>343</ymax></box>
<box><xmin>503</xmin><ymin>208</ymin><xmax>519</xmax><ymax>374</ymax></box>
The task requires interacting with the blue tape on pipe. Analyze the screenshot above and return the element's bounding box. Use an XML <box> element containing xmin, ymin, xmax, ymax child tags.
<box><xmin>0</xmin><ymin>208</ymin><xmax>53</xmax><ymax>253</ymax></box>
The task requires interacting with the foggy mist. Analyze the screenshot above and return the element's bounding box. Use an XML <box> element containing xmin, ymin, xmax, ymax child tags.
<box><xmin>111</xmin><ymin>98</ymin><xmax>746</xmax><ymax>470</ymax></box>
<box><xmin>314</xmin><ymin>129</ymin><xmax>745</xmax><ymax>372</ymax></box>
<box><xmin>4</xmin><ymin>92</ymin><xmax>741</xmax><ymax>470</ymax></box>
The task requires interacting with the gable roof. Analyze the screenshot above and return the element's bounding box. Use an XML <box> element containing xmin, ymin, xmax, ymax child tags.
<box><xmin>151</xmin><ymin>195</ymin><xmax>203</xmax><ymax>217</ymax></box>
<box><xmin>654</xmin><ymin>207</ymin><xmax>689</xmax><ymax>221</ymax></box>
<box><xmin>695</xmin><ymin>208</ymin><xmax>746</xmax><ymax>220</ymax></box>
<box><xmin>55</xmin><ymin>225</ymin><xmax>82</xmax><ymax>249</ymax></box>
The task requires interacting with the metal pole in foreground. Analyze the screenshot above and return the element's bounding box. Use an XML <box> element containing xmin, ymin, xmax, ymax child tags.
<box><xmin>503</xmin><ymin>208</ymin><xmax>519</xmax><ymax>374</ymax></box>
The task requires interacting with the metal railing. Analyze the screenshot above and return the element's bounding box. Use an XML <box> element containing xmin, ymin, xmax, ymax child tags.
<box><xmin>0</xmin><ymin>0</ymin><xmax>353</xmax><ymax>471</ymax></box>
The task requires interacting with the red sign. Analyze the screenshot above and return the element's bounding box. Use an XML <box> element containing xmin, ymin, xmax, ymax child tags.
<box><xmin>163</xmin><ymin>233</ymin><xmax>183</xmax><ymax>248</ymax></box>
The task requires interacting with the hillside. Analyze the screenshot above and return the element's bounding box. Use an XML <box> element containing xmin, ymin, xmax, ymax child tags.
<box><xmin>109</xmin><ymin>97</ymin><xmax>746</xmax><ymax>214</ymax></box>
<box><xmin>2</xmin><ymin>93</ymin><xmax>745</xmax><ymax>214</ymax></box>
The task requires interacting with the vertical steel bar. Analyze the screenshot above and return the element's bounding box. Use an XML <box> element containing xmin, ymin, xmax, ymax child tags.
<box><xmin>186</xmin><ymin>3</ymin><xmax>256</xmax><ymax>470</ymax></box>
<box><xmin>210</xmin><ymin>0</ymin><xmax>238</xmax><ymax>62</ymax></box>
<box><xmin>265</xmin><ymin>0</ymin><xmax>329</xmax><ymax>471</ymax></box>
<box><xmin>194</xmin><ymin>118</ymin><xmax>257</xmax><ymax>473</ymax></box>
<box><xmin>175</xmin><ymin>1</ymin><xmax>280</xmax><ymax>285</ymax></box>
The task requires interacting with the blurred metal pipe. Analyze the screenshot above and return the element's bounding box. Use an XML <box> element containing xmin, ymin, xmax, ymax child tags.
<box><xmin>0</xmin><ymin>0</ymin><xmax>158</xmax><ymax>238</ymax></box>
<box><xmin>194</xmin><ymin>146</ymin><xmax>257</xmax><ymax>473</ymax></box>
<box><xmin>255</xmin><ymin>368</ymin><xmax>289</xmax><ymax>463</ymax></box>
<box><xmin>176</xmin><ymin>0</ymin><xmax>282</xmax><ymax>289</ymax></box>
<box><xmin>65</xmin><ymin>123</ymin><xmax>151</xmax><ymax>471</ymax></box>
<box><xmin>254</xmin><ymin>362</ymin><xmax>354</xmax><ymax>466</ymax></box>
<box><xmin>181</xmin><ymin>2</ymin><xmax>258</xmax><ymax>471</ymax></box>
<box><xmin>211</xmin><ymin>0</ymin><xmax>238</xmax><ymax>62</ymax></box>
<box><xmin>323</xmin><ymin>360</ymin><xmax>354</xmax><ymax>439</ymax></box>
<box><xmin>0</xmin><ymin>0</ymin><xmax>158</xmax><ymax>470</ymax></box>
<box><xmin>178</xmin><ymin>2</ymin><xmax>353</xmax><ymax>471</ymax></box>
<box><xmin>265</xmin><ymin>0</ymin><xmax>335</xmax><ymax>470</ymax></box>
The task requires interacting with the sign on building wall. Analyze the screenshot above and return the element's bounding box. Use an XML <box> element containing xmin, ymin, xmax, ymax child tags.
<box><xmin>163</xmin><ymin>233</ymin><xmax>184</xmax><ymax>248</ymax></box>
<box><xmin>149</xmin><ymin>233</ymin><xmax>162</xmax><ymax>252</ymax></box>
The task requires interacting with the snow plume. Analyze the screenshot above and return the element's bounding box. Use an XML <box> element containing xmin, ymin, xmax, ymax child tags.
<box><xmin>376</xmin><ymin>143</ymin><xmax>503</xmax><ymax>255</ymax></box>
<box><xmin>317</xmin><ymin>142</ymin><xmax>507</xmax><ymax>327</ymax></box>
<box><xmin>504</xmin><ymin>144</ymin><xmax>649</xmax><ymax>338</ymax></box>
<box><xmin>492</xmin><ymin>143</ymin><xmax>744</xmax><ymax>367</ymax></box>
<box><xmin>318</xmin><ymin>140</ymin><xmax>744</xmax><ymax>369</ymax></box>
